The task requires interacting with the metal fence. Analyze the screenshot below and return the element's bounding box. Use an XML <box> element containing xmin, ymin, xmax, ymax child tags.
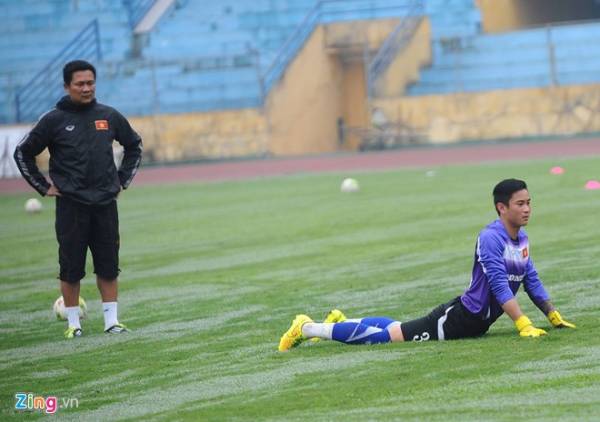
<box><xmin>367</xmin><ymin>1</ymin><xmax>425</xmax><ymax>95</ymax></box>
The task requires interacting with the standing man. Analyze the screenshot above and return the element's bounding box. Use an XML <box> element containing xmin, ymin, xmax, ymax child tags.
<box><xmin>14</xmin><ymin>60</ymin><xmax>143</xmax><ymax>339</ymax></box>
<box><xmin>279</xmin><ymin>179</ymin><xmax>576</xmax><ymax>351</ymax></box>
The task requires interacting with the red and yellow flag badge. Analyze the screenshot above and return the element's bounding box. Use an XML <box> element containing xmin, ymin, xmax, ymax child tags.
<box><xmin>95</xmin><ymin>120</ymin><xmax>109</xmax><ymax>130</ymax></box>
<box><xmin>522</xmin><ymin>247</ymin><xmax>529</xmax><ymax>258</ymax></box>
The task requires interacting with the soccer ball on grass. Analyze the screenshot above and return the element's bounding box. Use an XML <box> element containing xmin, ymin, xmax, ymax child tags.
<box><xmin>24</xmin><ymin>198</ymin><xmax>43</xmax><ymax>213</ymax></box>
<box><xmin>53</xmin><ymin>296</ymin><xmax>87</xmax><ymax>320</ymax></box>
<box><xmin>340</xmin><ymin>178</ymin><xmax>360</xmax><ymax>193</ymax></box>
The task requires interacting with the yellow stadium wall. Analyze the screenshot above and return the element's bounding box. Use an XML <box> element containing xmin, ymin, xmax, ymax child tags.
<box><xmin>264</xmin><ymin>26</ymin><xmax>344</xmax><ymax>156</ymax></box>
<box><xmin>340</xmin><ymin>62</ymin><xmax>368</xmax><ymax>150</ymax></box>
<box><xmin>372</xmin><ymin>84</ymin><xmax>600</xmax><ymax>143</ymax></box>
<box><xmin>322</xmin><ymin>18</ymin><xmax>405</xmax><ymax>150</ymax></box>
<box><xmin>128</xmin><ymin>109</ymin><xmax>268</xmax><ymax>161</ymax></box>
<box><xmin>372</xmin><ymin>17</ymin><xmax>431</xmax><ymax>98</ymax></box>
<box><xmin>265</xmin><ymin>17</ymin><xmax>428</xmax><ymax>155</ymax></box>
<box><xmin>477</xmin><ymin>0</ymin><xmax>524</xmax><ymax>33</ymax></box>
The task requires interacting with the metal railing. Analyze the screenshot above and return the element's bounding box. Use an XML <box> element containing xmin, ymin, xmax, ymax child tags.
<box><xmin>15</xmin><ymin>19</ymin><xmax>102</xmax><ymax>123</ymax></box>
<box><xmin>122</xmin><ymin>0</ymin><xmax>158</xmax><ymax>29</ymax></box>
<box><xmin>367</xmin><ymin>0</ymin><xmax>425</xmax><ymax>95</ymax></box>
<box><xmin>261</xmin><ymin>0</ymin><xmax>418</xmax><ymax>97</ymax></box>
<box><xmin>260</xmin><ymin>2</ymin><xmax>321</xmax><ymax>94</ymax></box>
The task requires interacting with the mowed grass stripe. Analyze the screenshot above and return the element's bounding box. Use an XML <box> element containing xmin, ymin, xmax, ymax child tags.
<box><xmin>0</xmin><ymin>156</ymin><xmax>599</xmax><ymax>420</ymax></box>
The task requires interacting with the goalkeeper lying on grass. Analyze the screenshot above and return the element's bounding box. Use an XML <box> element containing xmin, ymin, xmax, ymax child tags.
<box><xmin>279</xmin><ymin>179</ymin><xmax>575</xmax><ymax>351</ymax></box>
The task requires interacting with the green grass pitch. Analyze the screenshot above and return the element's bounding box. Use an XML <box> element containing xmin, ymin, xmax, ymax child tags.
<box><xmin>1</xmin><ymin>156</ymin><xmax>599</xmax><ymax>421</ymax></box>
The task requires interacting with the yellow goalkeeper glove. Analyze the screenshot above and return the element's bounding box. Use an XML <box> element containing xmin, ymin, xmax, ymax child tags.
<box><xmin>547</xmin><ymin>310</ymin><xmax>576</xmax><ymax>329</ymax></box>
<box><xmin>515</xmin><ymin>315</ymin><xmax>547</xmax><ymax>337</ymax></box>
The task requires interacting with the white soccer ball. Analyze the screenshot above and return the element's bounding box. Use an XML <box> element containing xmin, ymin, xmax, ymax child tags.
<box><xmin>340</xmin><ymin>178</ymin><xmax>360</xmax><ymax>193</ymax></box>
<box><xmin>53</xmin><ymin>296</ymin><xmax>87</xmax><ymax>320</ymax></box>
<box><xmin>24</xmin><ymin>198</ymin><xmax>43</xmax><ymax>213</ymax></box>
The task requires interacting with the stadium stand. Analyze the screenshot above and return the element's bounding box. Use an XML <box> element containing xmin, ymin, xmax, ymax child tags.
<box><xmin>101</xmin><ymin>0</ymin><xmax>422</xmax><ymax>117</ymax></box>
<box><xmin>1</xmin><ymin>0</ymin><xmax>420</xmax><ymax>122</ymax></box>
<box><xmin>0</xmin><ymin>0</ymin><xmax>132</xmax><ymax>123</ymax></box>
<box><xmin>2</xmin><ymin>0</ymin><xmax>600</xmax><ymax>158</ymax></box>
<box><xmin>407</xmin><ymin>20</ymin><xmax>600</xmax><ymax>95</ymax></box>
<box><xmin>425</xmin><ymin>0</ymin><xmax>481</xmax><ymax>39</ymax></box>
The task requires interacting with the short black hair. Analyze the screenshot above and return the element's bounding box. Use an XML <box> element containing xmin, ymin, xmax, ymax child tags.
<box><xmin>63</xmin><ymin>60</ymin><xmax>96</xmax><ymax>85</ymax></box>
<box><xmin>493</xmin><ymin>178</ymin><xmax>528</xmax><ymax>215</ymax></box>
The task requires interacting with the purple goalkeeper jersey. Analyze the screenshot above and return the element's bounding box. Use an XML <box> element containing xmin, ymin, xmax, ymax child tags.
<box><xmin>460</xmin><ymin>219</ymin><xmax>550</xmax><ymax>323</ymax></box>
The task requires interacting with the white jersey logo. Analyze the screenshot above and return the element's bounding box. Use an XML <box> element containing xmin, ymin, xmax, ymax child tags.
<box><xmin>503</xmin><ymin>243</ymin><xmax>528</xmax><ymax>263</ymax></box>
<box><xmin>65</xmin><ymin>125</ymin><xmax>75</xmax><ymax>131</ymax></box>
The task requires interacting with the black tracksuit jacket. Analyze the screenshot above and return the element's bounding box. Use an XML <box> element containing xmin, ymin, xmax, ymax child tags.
<box><xmin>14</xmin><ymin>96</ymin><xmax>143</xmax><ymax>205</ymax></box>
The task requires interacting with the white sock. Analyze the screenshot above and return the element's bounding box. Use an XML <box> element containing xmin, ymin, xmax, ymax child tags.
<box><xmin>302</xmin><ymin>323</ymin><xmax>334</xmax><ymax>339</ymax></box>
<box><xmin>102</xmin><ymin>302</ymin><xmax>118</xmax><ymax>331</ymax></box>
<box><xmin>66</xmin><ymin>306</ymin><xmax>81</xmax><ymax>329</ymax></box>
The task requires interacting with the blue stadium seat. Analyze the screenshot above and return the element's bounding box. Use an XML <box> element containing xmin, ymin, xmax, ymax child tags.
<box><xmin>0</xmin><ymin>0</ymin><xmax>132</xmax><ymax>121</ymax></box>
<box><xmin>4</xmin><ymin>0</ymin><xmax>600</xmax><ymax>123</ymax></box>
<box><xmin>407</xmin><ymin>20</ymin><xmax>600</xmax><ymax>96</ymax></box>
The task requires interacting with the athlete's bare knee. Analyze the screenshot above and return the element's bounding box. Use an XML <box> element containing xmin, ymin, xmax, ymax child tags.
<box><xmin>388</xmin><ymin>322</ymin><xmax>404</xmax><ymax>342</ymax></box>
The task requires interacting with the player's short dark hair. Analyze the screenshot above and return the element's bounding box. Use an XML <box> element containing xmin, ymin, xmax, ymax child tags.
<box><xmin>493</xmin><ymin>178</ymin><xmax>528</xmax><ymax>215</ymax></box>
<box><xmin>63</xmin><ymin>60</ymin><xmax>96</xmax><ymax>85</ymax></box>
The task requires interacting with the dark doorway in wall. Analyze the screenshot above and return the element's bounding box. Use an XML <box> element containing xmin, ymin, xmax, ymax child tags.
<box><xmin>519</xmin><ymin>0</ymin><xmax>600</xmax><ymax>27</ymax></box>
